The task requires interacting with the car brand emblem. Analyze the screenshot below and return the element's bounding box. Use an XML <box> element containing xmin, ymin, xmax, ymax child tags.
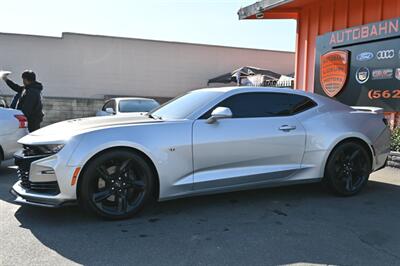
<box><xmin>320</xmin><ymin>50</ymin><xmax>349</xmax><ymax>97</ymax></box>
<box><xmin>355</xmin><ymin>67</ymin><xmax>370</xmax><ymax>84</ymax></box>
<box><xmin>395</xmin><ymin>68</ymin><xmax>400</xmax><ymax>80</ymax></box>
<box><xmin>356</xmin><ymin>52</ymin><xmax>374</xmax><ymax>61</ymax></box>
<box><xmin>376</xmin><ymin>49</ymin><xmax>395</xmax><ymax>60</ymax></box>
<box><xmin>372</xmin><ymin>68</ymin><xmax>393</xmax><ymax>80</ymax></box>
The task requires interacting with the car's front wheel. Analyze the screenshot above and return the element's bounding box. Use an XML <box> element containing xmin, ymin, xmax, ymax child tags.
<box><xmin>324</xmin><ymin>141</ymin><xmax>372</xmax><ymax>196</ymax></box>
<box><xmin>79</xmin><ymin>150</ymin><xmax>155</xmax><ymax>219</ymax></box>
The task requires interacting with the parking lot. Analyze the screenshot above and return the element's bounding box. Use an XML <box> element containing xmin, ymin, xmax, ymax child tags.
<box><xmin>0</xmin><ymin>159</ymin><xmax>399</xmax><ymax>266</ymax></box>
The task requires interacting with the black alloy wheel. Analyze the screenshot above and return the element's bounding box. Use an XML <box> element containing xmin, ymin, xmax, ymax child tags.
<box><xmin>325</xmin><ymin>141</ymin><xmax>371</xmax><ymax>196</ymax></box>
<box><xmin>79</xmin><ymin>150</ymin><xmax>155</xmax><ymax>219</ymax></box>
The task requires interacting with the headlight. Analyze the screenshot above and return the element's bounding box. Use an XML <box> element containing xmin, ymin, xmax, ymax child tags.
<box><xmin>37</xmin><ymin>144</ymin><xmax>65</xmax><ymax>154</ymax></box>
<box><xmin>23</xmin><ymin>144</ymin><xmax>65</xmax><ymax>156</ymax></box>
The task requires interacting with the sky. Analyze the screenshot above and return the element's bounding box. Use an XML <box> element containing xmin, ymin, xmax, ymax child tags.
<box><xmin>1</xmin><ymin>0</ymin><xmax>296</xmax><ymax>52</ymax></box>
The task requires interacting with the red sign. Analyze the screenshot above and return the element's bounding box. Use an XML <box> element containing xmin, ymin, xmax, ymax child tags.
<box><xmin>320</xmin><ymin>50</ymin><xmax>349</xmax><ymax>97</ymax></box>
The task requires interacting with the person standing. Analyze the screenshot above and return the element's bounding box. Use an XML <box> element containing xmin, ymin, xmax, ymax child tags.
<box><xmin>1</xmin><ymin>70</ymin><xmax>44</xmax><ymax>132</ymax></box>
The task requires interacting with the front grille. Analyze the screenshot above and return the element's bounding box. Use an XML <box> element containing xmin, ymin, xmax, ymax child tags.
<box><xmin>25</xmin><ymin>181</ymin><xmax>60</xmax><ymax>192</ymax></box>
<box><xmin>15</xmin><ymin>152</ymin><xmax>60</xmax><ymax>195</ymax></box>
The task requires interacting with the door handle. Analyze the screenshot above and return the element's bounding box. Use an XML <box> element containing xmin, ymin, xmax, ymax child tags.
<box><xmin>279</xmin><ymin>125</ymin><xmax>296</xmax><ymax>131</ymax></box>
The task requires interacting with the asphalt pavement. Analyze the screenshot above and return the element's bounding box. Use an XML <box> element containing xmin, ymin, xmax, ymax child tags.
<box><xmin>1</xmin><ymin>159</ymin><xmax>399</xmax><ymax>266</ymax></box>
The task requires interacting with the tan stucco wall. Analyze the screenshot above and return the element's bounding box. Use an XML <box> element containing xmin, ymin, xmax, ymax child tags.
<box><xmin>0</xmin><ymin>32</ymin><xmax>294</xmax><ymax>99</ymax></box>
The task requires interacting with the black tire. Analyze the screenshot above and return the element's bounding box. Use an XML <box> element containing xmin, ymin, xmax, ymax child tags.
<box><xmin>79</xmin><ymin>150</ymin><xmax>155</xmax><ymax>220</ymax></box>
<box><xmin>324</xmin><ymin>141</ymin><xmax>372</xmax><ymax>196</ymax></box>
<box><xmin>0</xmin><ymin>146</ymin><xmax>3</xmax><ymax>167</ymax></box>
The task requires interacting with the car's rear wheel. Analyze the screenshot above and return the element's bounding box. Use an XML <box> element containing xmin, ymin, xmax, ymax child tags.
<box><xmin>0</xmin><ymin>146</ymin><xmax>3</xmax><ymax>167</ymax></box>
<box><xmin>324</xmin><ymin>141</ymin><xmax>371</xmax><ymax>196</ymax></box>
<box><xmin>79</xmin><ymin>150</ymin><xmax>155</xmax><ymax>220</ymax></box>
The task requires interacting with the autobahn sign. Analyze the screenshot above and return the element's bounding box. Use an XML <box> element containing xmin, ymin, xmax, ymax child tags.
<box><xmin>314</xmin><ymin>17</ymin><xmax>400</xmax><ymax>111</ymax></box>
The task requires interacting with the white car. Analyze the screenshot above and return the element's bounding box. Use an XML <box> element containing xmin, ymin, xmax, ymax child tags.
<box><xmin>96</xmin><ymin>97</ymin><xmax>160</xmax><ymax>117</ymax></box>
<box><xmin>0</xmin><ymin>107</ymin><xmax>28</xmax><ymax>165</ymax></box>
<box><xmin>11</xmin><ymin>87</ymin><xmax>390</xmax><ymax>219</ymax></box>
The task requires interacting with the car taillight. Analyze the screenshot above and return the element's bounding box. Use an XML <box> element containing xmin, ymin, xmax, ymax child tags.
<box><xmin>14</xmin><ymin>115</ymin><xmax>27</xmax><ymax>128</ymax></box>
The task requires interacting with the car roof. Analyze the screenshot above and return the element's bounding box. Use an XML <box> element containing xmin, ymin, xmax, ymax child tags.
<box><xmin>194</xmin><ymin>86</ymin><xmax>342</xmax><ymax>107</ymax></box>
<box><xmin>195</xmin><ymin>86</ymin><xmax>312</xmax><ymax>96</ymax></box>
<box><xmin>109</xmin><ymin>97</ymin><xmax>157</xmax><ymax>101</ymax></box>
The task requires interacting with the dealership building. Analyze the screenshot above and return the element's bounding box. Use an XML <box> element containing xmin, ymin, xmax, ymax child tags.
<box><xmin>0</xmin><ymin>32</ymin><xmax>294</xmax><ymax>125</ymax></box>
<box><xmin>239</xmin><ymin>0</ymin><xmax>400</xmax><ymax>128</ymax></box>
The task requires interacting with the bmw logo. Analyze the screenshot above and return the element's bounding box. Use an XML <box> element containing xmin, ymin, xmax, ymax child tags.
<box><xmin>355</xmin><ymin>67</ymin><xmax>370</xmax><ymax>84</ymax></box>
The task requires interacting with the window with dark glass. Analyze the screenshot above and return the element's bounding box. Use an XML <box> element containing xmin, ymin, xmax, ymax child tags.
<box><xmin>102</xmin><ymin>100</ymin><xmax>116</xmax><ymax>111</ymax></box>
<box><xmin>290</xmin><ymin>95</ymin><xmax>317</xmax><ymax>114</ymax></box>
<box><xmin>200</xmin><ymin>92</ymin><xmax>316</xmax><ymax>119</ymax></box>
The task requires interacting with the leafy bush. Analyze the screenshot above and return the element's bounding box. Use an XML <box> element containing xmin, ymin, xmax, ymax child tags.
<box><xmin>391</xmin><ymin>127</ymin><xmax>400</xmax><ymax>152</ymax></box>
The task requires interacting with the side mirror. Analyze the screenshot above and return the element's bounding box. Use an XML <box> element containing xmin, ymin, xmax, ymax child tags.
<box><xmin>105</xmin><ymin>108</ymin><xmax>115</xmax><ymax>115</ymax></box>
<box><xmin>206</xmin><ymin>107</ymin><xmax>232</xmax><ymax>124</ymax></box>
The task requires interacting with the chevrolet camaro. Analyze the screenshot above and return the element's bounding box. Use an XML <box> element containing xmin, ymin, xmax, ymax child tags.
<box><xmin>11</xmin><ymin>87</ymin><xmax>390</xmax><ymax>219</ymax></box>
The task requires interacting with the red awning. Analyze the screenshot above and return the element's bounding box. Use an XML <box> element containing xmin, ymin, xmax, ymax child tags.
<box><xmin>237</xmin><ymin>0</ymin><xmax>317</xmax><ymax>20</ymax></box>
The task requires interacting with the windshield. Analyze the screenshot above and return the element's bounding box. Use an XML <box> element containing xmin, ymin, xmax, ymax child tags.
<box><xmin>149</xmin><ymin>90</ymin><xmax>224</xmax><ymax>120</ymax></box>
<box><xmin>119</xmin><ymin>100</ymin><xmax>159</xmax><ymax>113</ymax></box>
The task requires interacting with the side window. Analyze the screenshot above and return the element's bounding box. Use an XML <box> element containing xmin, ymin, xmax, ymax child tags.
<box><xmin>200</xmin><ymin>92</ymin><xmax>316</xmax><ymax>119</ymax></box>
<box><xmin>102</xmin><ymin>100</ymin><xmax>116</xmax><ymax>111</ymax></box>
<box><xmin>102</xmin><ymin>102</ymin><xmax>108</xmax><ymax>111</ymax></box>
<box><xmin>290</xmin><ymin>94</ymin><xmax>317</xmax><ymax>114</ymax></box>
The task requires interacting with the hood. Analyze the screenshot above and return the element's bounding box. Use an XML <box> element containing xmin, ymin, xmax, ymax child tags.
<box><xmin>27</xmin><ymin>81</ymin><xmax>43</xmax><ymax>92</ymax></box>
<box><xmin>20</xmin><ymin>115</ymin><xmax>161</xmax><ymax>144</ymax></box>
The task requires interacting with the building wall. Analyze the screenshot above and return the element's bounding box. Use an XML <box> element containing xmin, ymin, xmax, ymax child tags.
<box><xmin>1</xmin><ymin>95</ymin><xmax>103</xmax><ymax>126</ymax></box>
<box><xmin>295</xmin><ymin>0</ymin><xmax>400</xmax><ymax>92</ymax></box>
<box><xmin>294</xmin><ymin>0</ymin><xmax>400</xmax><ymax>127</ymax></box>
<box><xmin>0</xmin><ymin>32</ymin><xmax>295</xmax><ymax>99</ymax></box>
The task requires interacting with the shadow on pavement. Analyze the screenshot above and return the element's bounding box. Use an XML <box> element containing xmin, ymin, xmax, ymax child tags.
<box><xmin>0</xmin><ymin>160</ymin><xmax>19</xmax><ymax>204</ymax></box>
<box><xmin>2</xmin><ymin>163</ymin><xmax>400</xmax><ymax>265</ymax></box>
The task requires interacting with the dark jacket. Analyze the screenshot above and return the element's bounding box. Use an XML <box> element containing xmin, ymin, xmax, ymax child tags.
<box><xmin>6</xmin><ymin>79</ymin><xmax>44</xmax><ymax>122</ymax></box>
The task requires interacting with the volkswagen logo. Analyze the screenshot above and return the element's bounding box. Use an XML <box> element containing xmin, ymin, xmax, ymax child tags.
<box><xmin>376</xmin><ymin>50</ymin><xmax>395</xmax><ymax>60</ymax></box>
<box><xmin>356</xmin><ymin>52</ymin><xmax>374</xmax><ymax>61</ymax></box>
<box><xmin>355</xmin><ymin>67</ymin><xmax>370</xmax><ymax>84</ymax></box>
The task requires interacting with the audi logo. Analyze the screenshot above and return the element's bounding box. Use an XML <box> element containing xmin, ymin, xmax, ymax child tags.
<box><xmin>376</xmin><ymin>50</ymin><xmax>395</xmax><ymax>60</ymax></box>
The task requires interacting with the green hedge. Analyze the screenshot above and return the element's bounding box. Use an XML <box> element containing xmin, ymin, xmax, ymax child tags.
<box><xmin>391</xmin><ymin>127</ymin><xmax>400</xmax><ymax>152</ymax></box>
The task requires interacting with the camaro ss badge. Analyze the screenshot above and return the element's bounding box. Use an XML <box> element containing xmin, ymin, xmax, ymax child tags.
<box><xmin>320</xmin><ymin>50</ymin><xmax>349</xmax><ymax>97</ymax></box>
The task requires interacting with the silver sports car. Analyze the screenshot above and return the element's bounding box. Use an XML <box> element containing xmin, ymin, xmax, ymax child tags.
<box><xmin>11</xmin><ymin>87</ymin><xmax>390</xmax><ymax>219</ymax></box>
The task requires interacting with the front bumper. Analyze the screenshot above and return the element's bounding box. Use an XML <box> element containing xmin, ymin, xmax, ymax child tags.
<box><xmin>10</xmin><ymin>148</ymin><xmax>80</xmax><ymax>208</ymax></box>
<box><xmin>10</xmin><ymin>181</ymin><xmax>76</xmax><ymax>208</ymax></box>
